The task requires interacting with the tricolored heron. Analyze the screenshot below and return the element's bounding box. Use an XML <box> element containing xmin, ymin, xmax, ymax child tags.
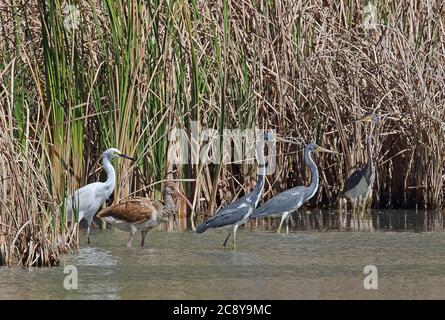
<box><xmin>250</xmin><ymin>143</ymin><xmax>341</xmax><ymax>234</ymax></box>
<box><xmin>196</xmin><ymin>132</ymin><xmax>297</xmax><ymax>250</ymax></box>
<box><xmin>343</xmin><ymin>113</ymin><xmax>378</xmax><ymax>213</ymax></box>
<box><xmin>66</xmin><ymin>148</ymin><xmax>136</xmax><ymax>244</ymax></box>
<box><xmin>97</xmin><ymin>182</ymin><xmax>192</xmax><ymax>247</ymax></box>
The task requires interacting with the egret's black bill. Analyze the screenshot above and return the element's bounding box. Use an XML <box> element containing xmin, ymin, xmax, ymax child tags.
<box><xmin>119</xmin><ymin>154</ymin><xmax>137</xmax><ymax>161</ymax></box>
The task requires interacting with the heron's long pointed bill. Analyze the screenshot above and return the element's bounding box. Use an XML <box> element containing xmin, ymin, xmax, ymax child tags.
<box><xmin>316</xmin><ymin>146</ymin><xmax>342</xmax><ymax>155</ymax></box>
<box><xmin>119</xmin><ymin>154</ymin><xmax>137</xmax><ymax>161</ymax></box>
<box><xmin>175</xmin><ymin>190</ymin><xmax>193</xmax><ymax>209</ymax></box>
<box><xmin>276</xmin><ymin>136</ymin><xmax>299</xmax><ymax>145</ymax></box>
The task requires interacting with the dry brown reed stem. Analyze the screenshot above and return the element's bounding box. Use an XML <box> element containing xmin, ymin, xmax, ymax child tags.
<box><xmin>0</xmin><ymin>0</ymin><xmax>444</xmax><ymax>265</ymax></box>
<box><xmin>0</xmin><ymin>126</ymin><xmax>77</xmax><ymax>266</ymax></box>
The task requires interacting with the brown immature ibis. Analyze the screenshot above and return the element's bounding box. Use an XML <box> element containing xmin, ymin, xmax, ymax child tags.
<box><xmin>96</xmin><ymin>182</ymin><xmax>192</xmax><ymax>247</ymax></box>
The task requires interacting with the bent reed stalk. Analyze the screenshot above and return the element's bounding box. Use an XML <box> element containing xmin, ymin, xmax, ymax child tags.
<box><xmin>0</xmin><ymin>0</ymin><xmax>444</xmax><ymax>266</ymax></box>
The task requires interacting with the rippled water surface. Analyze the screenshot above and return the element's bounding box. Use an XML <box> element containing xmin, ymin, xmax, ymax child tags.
<box><xmin>1</xmin><ymin>210</ymin><xmax>445</xmax><ymax>299</ymax></box>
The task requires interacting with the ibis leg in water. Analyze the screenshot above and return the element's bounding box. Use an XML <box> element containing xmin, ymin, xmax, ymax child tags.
<box><xmin>97</xmin><ymin>182</ymin><xmax>192</xmax><ymax>247</ymax></box>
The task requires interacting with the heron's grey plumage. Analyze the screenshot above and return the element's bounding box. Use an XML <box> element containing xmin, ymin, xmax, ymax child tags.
<box><xmin>250</xmin><ymin>186</ymin><xmax>306</xmax><ymax>219</ymax></box>
<box><xmin>250</xmin><ymin>143</ymin><xmax>322</xmax><ymax>233</ymax></box>
<box><xmin>196</xmin><ymin>172</ymin><xmax>265</xmax><ymax>233</ymax></box>
<box><xmin>196</xmin><ymin>133</ymin><xmax>270</xmax><ymax>249</ymax></box>
<box><xmin>343</xmin><ymin>115</ymin><xmax>376</xmax><ymax>203</ymax></box>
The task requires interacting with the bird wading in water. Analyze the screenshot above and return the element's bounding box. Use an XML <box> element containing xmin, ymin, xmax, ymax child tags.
<box><xmin>66</xmin><ymin>148</ymin><xmax>136</xmax><ymax>244</ymax></box>
<box><xmin>97</xmin><ymin>182</ymin><xmax>192</xmax><ymax>247</ymax></box>
<box><xmin>251</xmin><ymin>143</ymin><xmax>342</xmax><ymax>234</ymax></box>
<box><xmin>196</xmin><ymin>132</ymin><xmax>298</xmax><ymax>250</ymax></box>
<box><xmin>343</xmin><ymin>113</ymin><xmax>378</xmax><ymax>214</ymax></box>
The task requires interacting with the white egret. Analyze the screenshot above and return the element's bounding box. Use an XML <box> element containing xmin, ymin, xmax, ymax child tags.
<box><xmin>66</xmin><ymin>147</ymin><xmax>136</xmax><ymax>244</ymax></box>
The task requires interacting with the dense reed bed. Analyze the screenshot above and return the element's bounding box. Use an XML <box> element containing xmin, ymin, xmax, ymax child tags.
<box><xmin>0</xmin><ymin>0</ymin><xmax>444</xmax><ymax>266</ymax></box>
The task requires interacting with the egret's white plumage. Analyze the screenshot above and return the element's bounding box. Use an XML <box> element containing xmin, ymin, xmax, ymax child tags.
<box><xmin>66</xmin><ymin>147</ymin><xmax>135</xmax><ymax>244</ymax></box>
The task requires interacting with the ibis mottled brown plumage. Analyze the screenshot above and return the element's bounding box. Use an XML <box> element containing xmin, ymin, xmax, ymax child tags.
<box><xmin>97</xmin><ymin>182</ymin><xmax>192</xmax><ymax>247</ymax></box>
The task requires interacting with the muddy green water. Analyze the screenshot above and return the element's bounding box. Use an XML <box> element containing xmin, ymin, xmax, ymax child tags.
<box><xmin>1</xmin><ymin>210</ymin><xmax>444</xmax><ymax>299</ymax></box>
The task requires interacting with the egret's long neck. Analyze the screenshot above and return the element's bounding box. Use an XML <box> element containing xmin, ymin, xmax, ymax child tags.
<box><xmin>305</xmin><ymin>149</ymin><xmax>319</xmax><ymax>199</ymax></box>
<box><xmin>102</xmin><ymin>156</ymin><xmax>116</xmax><ymax>191</ymax></box>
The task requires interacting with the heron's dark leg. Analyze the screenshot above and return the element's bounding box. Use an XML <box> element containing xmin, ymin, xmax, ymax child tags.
<box><xmin>86</xmin><ymin>226</ymin><xmax>91</xmax><ymax>244</ymax></box>
<box><xmin>86</xmin><ymin>217</ymin><xmax>93</xmax><ymax>244</ymax></box>
<box><xmin>232</xmin><ymin>225</ymin><xmax>239</xmax><ymax>251</ymax></box>
<box><xmin>221</xmin><ymin>231</ymin><xmax>231</xmax><ymax>249</ymax></box>
<box><xmin>356</xmin><ymin>199</ymin><xmax>360</xmax><ymax>215</ymax></box>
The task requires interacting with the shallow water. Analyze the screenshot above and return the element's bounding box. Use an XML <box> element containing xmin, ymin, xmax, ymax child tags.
<box><xmin>1</xmin><ymin>210</ymin><xmax>445</xmax><ymax>299</ymax></box>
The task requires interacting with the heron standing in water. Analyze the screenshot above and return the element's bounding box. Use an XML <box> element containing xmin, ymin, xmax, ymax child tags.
<box><xmin>343</xmin><ymin>113</ymin><xmax>378</xmax><ymax>214</ymax></box>
<box><xmin>196</xmin><ymin>132</ymin><xmax>297</xmax><ymax>250</ymax></box>
<box><xmin>250</xmin><ymin>143</ymin><xmax>341</xmax><ymax>234</ymax></box>
<box><xmin>66</xmin><ymin>148</ymin><xmax>136</xmax><ymax>244</ymax></box>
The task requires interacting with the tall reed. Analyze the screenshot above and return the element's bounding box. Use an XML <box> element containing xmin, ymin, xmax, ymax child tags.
<box><xmin>0</xmin><ymin>0</ymin><xmax>444</xmax><ymax>266</ymax></box>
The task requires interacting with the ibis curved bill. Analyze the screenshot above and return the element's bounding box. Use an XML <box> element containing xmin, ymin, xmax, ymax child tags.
<box><xmin>97</xmin><ymin>182</ymin><xmax>192</xmax><ymax>247</ymax></box>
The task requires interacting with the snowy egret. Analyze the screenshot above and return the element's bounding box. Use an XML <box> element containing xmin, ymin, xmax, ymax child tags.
<box><xmin>66</xmin><ymin>147</ymin><xmax>136</xmax><ymax>244</ymax></box>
